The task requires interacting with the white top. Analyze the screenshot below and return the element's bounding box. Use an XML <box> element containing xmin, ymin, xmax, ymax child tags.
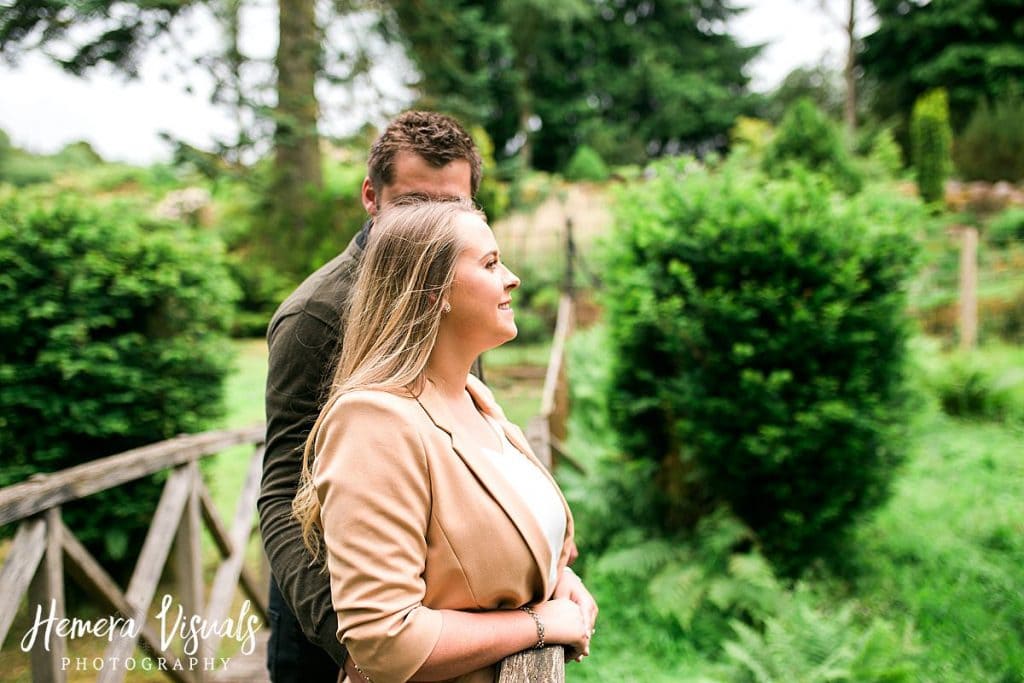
<box><xmin>481</xmin><ymin>415</ymin><xmax>566</xmax><ymax>586</ymax></box>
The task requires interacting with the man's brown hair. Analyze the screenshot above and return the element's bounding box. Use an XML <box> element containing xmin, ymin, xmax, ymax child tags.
<box><xmin>367</xmin><ymin>111</ymin><xmax>483</xmax><ymax>197</ymax></box>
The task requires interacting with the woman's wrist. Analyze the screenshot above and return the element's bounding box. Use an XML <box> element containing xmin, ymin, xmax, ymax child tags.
<box><xmin>519</xmin><ymin>605</ymin><xmax>545</xmax><ymax>649</ymax></box>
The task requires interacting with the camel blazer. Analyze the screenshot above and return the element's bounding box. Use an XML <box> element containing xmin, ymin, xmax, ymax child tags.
<box><xmin>312</xmin><ymin>375</ymin><xmax>576</xmax><ymax>683</ymax></box>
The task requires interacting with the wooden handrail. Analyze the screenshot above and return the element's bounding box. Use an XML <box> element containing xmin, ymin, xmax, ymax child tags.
<box><xmin>0</xmin><ymin>425</ymin><xmax>268</xmax><ymax>683</ymax></box>
<box><xmin>0</xmin><ymin>424</ymin><xmax>264</xmax><ymax>527</ymax></box>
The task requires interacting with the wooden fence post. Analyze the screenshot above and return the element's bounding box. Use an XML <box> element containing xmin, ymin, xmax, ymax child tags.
<box><xmin>0</xmin><ymin>518</ymin><xmax>46</xmax><ymax>649</ymax></box>
<box><xmin>175</xmin><ymin>462</ymin><xmax>206</xmax><ymax>679</ymax></box>
<box><xmin>29</xmin><ymin>507</ymin><xmax>67</xmax><ymax>683</ymax></box>
<box><xmin>959</xmin><ymin>225</ymin><xmax>978</xmax><ymax>350</ymax></box>
<box><xmin>496</xmin><ymin>646</ymin><xmax>566</xmax><ymax>683</ymax></box>
<box><xmin>565</xmin><ymin>217</ymin><xmax>576</xmax><ymax>301</ymax></box>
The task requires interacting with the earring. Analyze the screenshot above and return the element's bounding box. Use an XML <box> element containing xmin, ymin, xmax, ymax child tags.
<box><xmin>442</xmin><ymin>302</ymin><xmax>451</xmax><ymax>314</ymax></box>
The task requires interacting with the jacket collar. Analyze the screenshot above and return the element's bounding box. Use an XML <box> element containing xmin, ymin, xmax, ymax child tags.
<box><xmin>413</xmin><ymin>374</ymin><xmax>574</xmax><ymax>598</ymax></box>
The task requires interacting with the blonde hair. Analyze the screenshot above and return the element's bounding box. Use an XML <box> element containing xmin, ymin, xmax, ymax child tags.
<box><xmin>293</xmin><ymin>198</ymin><xmax>485</xmax><ymax>561</ymax></box>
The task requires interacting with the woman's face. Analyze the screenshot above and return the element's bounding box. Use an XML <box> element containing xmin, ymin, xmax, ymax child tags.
<box><xmin>443</xmin><ymin>211</ymin><xmax>521</xmax><ymax>352</ymax></box>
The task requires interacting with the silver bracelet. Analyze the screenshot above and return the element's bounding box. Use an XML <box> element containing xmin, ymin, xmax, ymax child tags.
<box><xmin>519</xmin><ymin>605</ymin><xmax>545</xmax><ymax>649</ymax></box>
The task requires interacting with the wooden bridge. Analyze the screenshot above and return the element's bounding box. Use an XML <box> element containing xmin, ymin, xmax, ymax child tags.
<box><xmin>0</xmin><ymin>295</ymin><xmax>577</xmax><ymax>683</ymax></box>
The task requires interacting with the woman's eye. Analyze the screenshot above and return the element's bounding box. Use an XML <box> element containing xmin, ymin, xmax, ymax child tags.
<box><xmin>486</xmin><ymin>260</ymin><xmax>498</xmax><ymax>269</ymax></box>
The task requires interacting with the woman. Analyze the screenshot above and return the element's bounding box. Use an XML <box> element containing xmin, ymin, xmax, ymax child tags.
<box><xmin>293</xmin><ymin>199</ymin><xmax>597</xmax><ymax>683</ymax></box>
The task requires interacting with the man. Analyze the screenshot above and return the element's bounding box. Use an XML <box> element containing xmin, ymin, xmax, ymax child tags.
<box><xmin>257</xmin><ymin>111</ymin><xmax>481</xmax><ymax>680</ymax></box>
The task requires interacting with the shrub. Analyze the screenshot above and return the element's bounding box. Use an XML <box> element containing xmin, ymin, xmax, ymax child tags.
<box><xmin>910</xmin><ymin>89</ymin><xmax>952</xmax><ymax>203</ymax></box>
<box><xmin>954</xmin><ymin>95</ymin><xmax>1024</xmax><ymax>183</ymax></box>
<box><xmin>982</xmin><ymin>290</ymin><xmax>1024</xmax><ymax>343</ymax></box>
<box><xmin>215</xmin><ymin>162</ymin><xmax>365</xmax><ymax>336</ymax></box>
<box><xmin>729</xmin><ymin>117</ymin><xmax>774</xmax><ymax>157</ymax></box>
<box><xmin>564</xmin><ymin>145</ymin><xmax>611</xmax><ymax>182</ymax></box>
<box><xmin>0</xmin><ymin>195</ymin><xmax>236</xmax><ymax>577</ymax></box>
<box><xmin>762</xmin><ymin>98</ymin><xmax>862</xmax><ymax>194</ymax></box>
<box><xmin>471</xmin><ymin>126</ymin><xmax>511</xmax><ymax>222</ymax></box>
<box><xmin>603</xmin><ymin>159</ymin><xmax>918</xmax><ymax>575</ymax></box>
<box><xmin>867</xmin><ymin>127</ymin><xmax>904</xmax><ymax>179</ymax></box>
<box><xmin>923</xmin><ymin>352</ymin><xmax>1024</xmax><ymax>423</ymax></box>
<box><xmin>986</xmin><ymin>207</ymin><xmax>1024</xmax><ymax>248</ymax></box>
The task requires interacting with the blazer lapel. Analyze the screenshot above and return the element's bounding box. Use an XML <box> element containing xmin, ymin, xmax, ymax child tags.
<box><xmin>464</xmin><ymin>377</ymin><xmax>575</xmax><ymax>571</ymax></box>
<box><xmin>416</xmin><ymin>378</ymin><xmax>563</xmax><ymax>597</ymax></box>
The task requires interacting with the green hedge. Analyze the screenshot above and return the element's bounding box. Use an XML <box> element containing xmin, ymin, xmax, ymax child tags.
<box><xmin>910</xmin><ymin>89</ymin><xmax>952</xmax><ymax>204</ymax></box>
<box><xmin>0</xmin><ymin>195</ymin><xmax>236</xmax><ymax>577</ymax></box>
<box><xmin>954</xmin><ymin>94</ymin><xmax>1024</xmax><ymax>183</ymax></box>
<box><xmin>564</xmin><ymin>145</ymin><xmax>611</xmax><ymax>183</ymax></box>
<box><xmin>762</xmin><ymin>98</ymin><xmax>862</xmax><ymax>194</ymax></box>
<box><xmin>603</xmin><ymin>159</ymin><xmax>919</xmax><ymax>575</ymax></box>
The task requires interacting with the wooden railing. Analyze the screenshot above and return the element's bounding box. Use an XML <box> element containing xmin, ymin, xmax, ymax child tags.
<box><xmin>0</xmin><ymin>425</ymin><xmax>267</xmax><ymax>683</ymax></box>
<box><xmin>525</xmin><ymin>293</ymin><xmax>584</xmax><ymax>475</ymax></box>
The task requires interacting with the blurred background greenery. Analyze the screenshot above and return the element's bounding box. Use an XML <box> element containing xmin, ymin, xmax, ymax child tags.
<box><xmin>1</xmin><ymin>0</ymin><xmax>1023</xmax><ymax>681</ymax></box>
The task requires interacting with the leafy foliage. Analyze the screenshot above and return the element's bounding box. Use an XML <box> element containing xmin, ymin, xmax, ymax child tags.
<box><xmin>986</xmin><ymin>207</ymin><xmax>1024</xmax><ymax>248</ymax></box>
<box><xmin>470</xmin><ymin>126</ymin><xmax>510</xmax><ymax>221</ymax></box>
<box><xmin>563</xmin><ymin>145</ymin><xmax>610</xmax><ymax>182</ymax></box>
<box><xmin>762</xmin><ymin>98</ymin><xmax>862</xmax><ymax>194</ymax></box>
<box><xmin>0</xmin><ymin>194</ymin><xmax>236</xmax><ymax>576</ymax></box>
<box><xmin>866</xmin><ymin>128</ymin><xmax>904</xmax><ymax>179</ymax></box>
<box><xmin>921</xmin><ymin>350</ymin><xmax>1024</xmax><ymax>423</ymax></box>
<box><xmin>723</xmin><ymin>587</ymin><xmax>917</xmax><ymax>683</ymax></box>
<box><xmin>0</xmin><ymin>0</ymin><xmax>196</xmax><ymax>77</ymax></box>
<box><xmin>383</xmin><ymin>0</ymin><xmax>760</xmax><ymax>170</ymax></box>
<box><xmin>862</xmin><ymin>0</ymin><xmax>1024</xmax><ymax>133</ymax></box>
<box><xmin>729</xmin><ymin>117</ymin><xmax>774</xmax><ymax>157</ymax></box>
<box><xmin>0</xmin><ymin>136</ymin><xmax>108</xmax><ymax>187</ymax></box>
<box><xmin>602</xmin><ymin>159</ymin><xmax>919</xmax><ymax>575</ymax></box>
<box><xmin>910</xmin><ymin>89</ymin><xmax>952</xmax><ymax>204</ymax></box>
<box><xmin>214</xmin><ymin>157</ymin><xmax>365</xmax><ymax>337</ymax></box>
<box><xmin>954</xmin><ymin>94</ymin><xmax>1024</xmax><ymax>182</ymax></box>
<box><xmin>761</xmin><ymin>64</ymin><xmax>845</xmax><ymax>124</ymax></box>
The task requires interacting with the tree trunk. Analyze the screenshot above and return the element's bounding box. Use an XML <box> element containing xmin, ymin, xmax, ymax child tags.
<box><xmin>219</xmin><ymin>0</ymin><xmax>246</xmax><ymax>165</ymax></box>
<box><xmin>843</xmin><ymin>0</ymin><xmax>857</xmax><ymax>132</ymax></box>
<box><xmin>272</xmin><ymin>0</ymin><xmax>323</xmax><ymax>254</ymax></box>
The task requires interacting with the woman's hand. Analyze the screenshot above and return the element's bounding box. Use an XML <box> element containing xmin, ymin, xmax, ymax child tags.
<box><xmin>532</xmin><ymin>598</ymin><xmax>591</xmax><ymax>659</ymax></box>
<box><xmin>553</xmin><ymin>567</ymin><xmax>598</xmax><ymax>632</ymax></box>
<box><xmin>550</xmin><ymin>567</ymin><xmax>598</xmax><ymax>662</ymax></box>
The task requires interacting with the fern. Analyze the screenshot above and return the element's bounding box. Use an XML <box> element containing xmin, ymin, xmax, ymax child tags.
<box><xmin>591</xmin><ymin>510</ymin><xmax>784</xmax><ymax>634</ymax></box>
<box><xmin>593</xmin><ymin>537</ymin><xmax>682</xmax><ymax>578</ymax></box>
<box><xmin>722</xmin><ymin>586</ymin><xmax>917</xmax><ymax>682</ymax></box>
<box><xmin>648</xmin><ymin>562</ymin><xmax>707</xmax><ymax>629</ymax></box>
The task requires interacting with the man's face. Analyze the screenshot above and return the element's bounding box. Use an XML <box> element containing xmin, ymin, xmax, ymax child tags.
<box><xmin>361</xmin><ymin>150</ymin><xmax>473</xmax><ymax>216</ymax></box>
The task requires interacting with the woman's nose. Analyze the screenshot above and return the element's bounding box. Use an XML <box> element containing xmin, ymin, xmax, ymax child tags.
<box><xmin>505</xmin><ymin>267</ymin><xmax>521</xmax><ymax>290</ymax></box>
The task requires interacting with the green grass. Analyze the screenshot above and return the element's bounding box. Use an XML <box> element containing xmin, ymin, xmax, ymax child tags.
<box><xmin>205</xmin><ymin>338</ymin><xmax>268</xmax><ymax>519</ymax></box>
<box><xmin>483</xmin><ymin>338</ymin><xmax>551</xmax><ymax>428</ymax></box>
<box><xmin>847</xmin><ymin>411</ymin><xmax>1024</xmax><ymax>681</ymax></box>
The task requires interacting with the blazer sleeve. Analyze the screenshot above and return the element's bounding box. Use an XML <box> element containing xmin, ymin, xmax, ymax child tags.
<box><xmin>313</xmin><ymin>392</ymin><xmax>443</xmax><ymax>683</ymax></box>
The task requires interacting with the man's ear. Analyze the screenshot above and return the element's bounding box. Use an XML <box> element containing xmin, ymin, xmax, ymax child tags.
<box><xmin>361</xmin><ymin>177</ymin><xmax>378</xmax><ymax>215</ymax></box>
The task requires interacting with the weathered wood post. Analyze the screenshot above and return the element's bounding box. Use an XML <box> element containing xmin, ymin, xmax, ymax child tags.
<box><xmin>496</xmin><ymin>646</ymin><xmax>566</xmax><ymax>683</ymax></box>
<box><xmin>175</xmin><ymin>462</ymin><xmax>207</xmax><ymax>679</ymax></box>
<box><xmin>29</xmin><ymin>507</ymin><xmax>67</xmax><ymax>683</ymax></box>
<box><xmin>959</xmin><ymin>225</ymin><xmax>978</xmax><ymax>350</ymax></box>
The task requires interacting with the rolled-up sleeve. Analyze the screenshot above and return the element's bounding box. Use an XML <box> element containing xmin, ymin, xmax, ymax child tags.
<box><xmin>313</xmin><ymin>393</ymin><xmax>443</xmax><ymax>683</ymax></box>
